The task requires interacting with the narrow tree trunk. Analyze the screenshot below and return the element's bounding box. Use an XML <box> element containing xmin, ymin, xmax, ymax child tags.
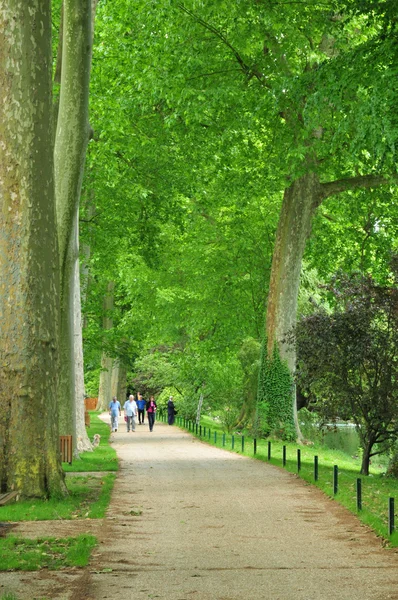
<box><xmin>265</xmin><ymin>172</ymin><xmax>322</xmax><ymax>440</ymax></box>
<box><xmin>97</xmin><ymin>355</ymin><xmax>114</xmax><ymax>412</ymax></box>
<box><xmin>360</xmin><ymin>443</ymin><xmax>372</xmax><ymax>476</ymax></box>
<box><xmin>111</xmin><ymin>360</ymin><xmax>127</xmax><ymax>404</ymax></box>
<box><xmin>0</xmin><ymin>0</ymin><xmax>65</xmax><ymax>497</ymax></box>
<box><xmin>54</xmin><ymin>0</ymin><xmax>93</xmax><ymax>438</ymax></box>
<box><xmin>97</xmin><ymin>282</ymin><xmax>115</xmax><ymax>411</ymax></box>
<box><xmin>118</xmin><ymin>364</ymin><xmax>128</xmax><ymax>406</ymax></box>
<box><xmin>111</xmin><ymin>361</ymin><xmax>121</xmax><ymax>399</ymax></box>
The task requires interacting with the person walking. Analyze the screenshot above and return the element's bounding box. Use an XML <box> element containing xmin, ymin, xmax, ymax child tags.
<box><xmin>136</xmin><ymin>392</ymin><xmax>146</xmax><ymax>425</ymax></box>
<box><xmin>124</xmin><ymin>395</ymin><xmax>137</xmax><ymax>432</ymax></box>
<box><xmin>167</xmin><ymin>396</ymin><xmax>176</xmax><ymax>425</ymax></box>
<box><xmin>146</xmin><ymin>396</ymin><xmax>157</xmax><ymax>432</ymax></box>
<box><xmin>109</xmin><ymin>396</ymin><xmax>121</xmax><ymax>432</ymax></box>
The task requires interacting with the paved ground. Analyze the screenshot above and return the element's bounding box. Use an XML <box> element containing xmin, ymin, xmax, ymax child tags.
<box><xmin>1</xmin><ymin>418</ymin><xmax>398</xmax><ymax>599</ymax></box>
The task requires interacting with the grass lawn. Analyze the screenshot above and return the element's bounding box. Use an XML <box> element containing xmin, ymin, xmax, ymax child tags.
<box><xmin>179</xmin><ymin>414</ymin><xmax>398</xmax><ymax>547</ymax></box>
<box><xmin>0</xmin><ymin>474</ymin><xmax>115</xmax><ymax>522</ymax></box>
<box><xmin>0</xmin><ymin>412</ymin><xmax>117</xmax><ymax>574</ymax></box>
<box><xmin>63</xmin><ymin>412</ymin><xmax>118</xmax><ymax>472</ymax></box>
<box><xmin>0</xmin><ymin>534</ymin><xmax>96</xmax><ymax>571</ymax></box>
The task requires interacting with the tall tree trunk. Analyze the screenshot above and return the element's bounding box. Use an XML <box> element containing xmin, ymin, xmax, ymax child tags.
<box><xmin>97</xmin><ymin>282</ymin><xmax>115</xmax><ymax>411</ymax></box>
<box><xmin>97</xmin><ymin>355</ymin><xmax>114</xmax><ymax>412</ymax></box>
<box><xmin>111</xmin><ymin>361</ymin><xmax>121</xmax><ymax>400</ymax></box>
<box><xmin>118</xmin><ymin>364</ymin><xmax>128</xmax><ymax>406</ymax></box>
<box><xmin>262</xmin><ymin>170</ymin><xmax>387</xmax><ymax>440</ymax></box>
<box><xmin>265</xmin><ymin>172</ymin><xmax>322</xmax><ymax>440</ymax></box>
<box><xmin>0</xmin><ymin>0</ymin><xmax>65</xmax><ymax>497</ymax></box>
<box><xmin>111</xmin><ymin>360</ymin><xmax>127</xmax><ymax>405</ymax></box>
<box><xmin>74</xmin><ymin>214</ymin><xmax>92</xmax><ymax>453</ymax></box>
<box><xmin>54</xmin><ymin>0</ymin><xmax>93</xmax><ymax>438</ymax></box>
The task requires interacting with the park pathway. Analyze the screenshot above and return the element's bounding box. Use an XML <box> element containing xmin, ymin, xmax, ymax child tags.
<box><xmin>87</xmin><ymin>418</ymin><xmax>398</xmax><ymax>600</ymax></box>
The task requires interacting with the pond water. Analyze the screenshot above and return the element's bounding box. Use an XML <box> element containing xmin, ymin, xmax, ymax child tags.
<box><xmin>321</xmin><ymin>424</ymin><xmax>360</xmax><ymax>456</ymax></box>
<box><xmin>304</xmin><ymin>422</ymin><xmax>390</xmax><ymax>470</ymax></box>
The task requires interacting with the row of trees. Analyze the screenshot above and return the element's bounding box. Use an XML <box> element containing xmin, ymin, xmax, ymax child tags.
<box><xmin>0</xmin><ymin>0</ymin><xmax>96</xmax><ymax>497</ymax></box>
<box><xmin>82</xmin><ymin>0</ymin><xmax>397</xmax><ymax>449</ymax></box>
<box><xmin>0</xmin><ymin>1</ymin><xmax>396</xmax><ymax>496</ymax></box>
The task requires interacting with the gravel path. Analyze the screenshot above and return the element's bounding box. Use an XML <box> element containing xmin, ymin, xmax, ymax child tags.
<box><xmin>1</xmin><ymin>418</ymin><xmax>398</xmax><ymax>599</ymax></box>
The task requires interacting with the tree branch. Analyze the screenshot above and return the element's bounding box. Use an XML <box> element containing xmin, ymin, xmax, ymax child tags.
<box><xmin>318</xmin><ymin>174</ymin><xmax>391</xmax><ymax>205</ymax></box>
<box><xmin>186</xmin><ymin>68</ymin><xmax>241</xmax><ymax>81</ymax></box>
<box><xmin>177</xmin><ymin>3</ymin><xmax>269</xmax><ymax>87</ymax></box>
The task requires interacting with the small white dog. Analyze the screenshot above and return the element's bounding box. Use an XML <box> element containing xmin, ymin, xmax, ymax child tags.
<box><xmin>92</xmin><ymin>434</ymin><xmax>101</xmax><ymax>448</ymax></box>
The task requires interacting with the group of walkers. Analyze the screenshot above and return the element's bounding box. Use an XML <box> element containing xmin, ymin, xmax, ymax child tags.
<box><xmin>108</xmin><ymin>393</ymin><xmax>177</xmax><ymax>433</ymax></box>
<box><xmin>108</xmin><ymin>393</ymin><xmax>157</xmax><ymax>433</ymax></box>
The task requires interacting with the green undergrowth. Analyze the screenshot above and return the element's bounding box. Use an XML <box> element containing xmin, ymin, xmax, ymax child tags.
<box><xmin>0</xmin><ymin>534</ymin><xmax>96</xmax><ymax>571</ymax></box>
<box><xmin>0</xmin><ymin>473</ymin><xmax>115</xmax><ymax>522</ymax></box>
<box><xmin>180</xmin><ymin>415</ymin><xmax>398</xmax><ymax>547</ymax></box>
<box><xmin>0</xmin><ymin>414</ymin><xmax>116</xmax><ymax>574</ymax></box>
<box><xmin>63</xmin><ymin>412</ymin><xmax>118</xmax><ymax>472</ymax></box>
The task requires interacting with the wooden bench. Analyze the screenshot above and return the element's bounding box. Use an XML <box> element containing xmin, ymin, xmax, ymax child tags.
<box><xmin>0</xmin><ymin>491</ymin><xmax>19</xmax><ymax>506</ymax></box>
<box><xmin>60</xmin><ymin>435</ymin><xmax>73</xmax><ymax>464</ymax></box>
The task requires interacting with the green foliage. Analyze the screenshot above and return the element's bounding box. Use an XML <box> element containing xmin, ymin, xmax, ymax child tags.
<box><xmin>84</xmin><ymin>366</ymin><xmax>101</xmax><ymax>398</ymax></box>
<box><xmin>257</xmin><ymin>343</ymin><xmax>295</xmax><ymax>440</ymax></box>
<box><xmin>295</xmin><ymin>267</ymin><xmax>398</xmax><ymax>475</ymax></box>
<box><xmin>156</xmin><ymin>386</ymin><xmax>183</xmax><ymax>415</ymax></box>
<box><xmin>0</xmin><ymin>534</ymin><xmax>96</xmax><ymax>571</ymax></box>
<box><xmin>297</xmin><ymin>408</ymin><xmax>323</xmax><ymax>444</ymax></box>
<box><xmin>215</xmin><ymin>405</ymin><xmax>241</xmax><ymax>434</ymax></box>
<box><xmin>82</xmin><ymin>0</ymin><xmax>398</xmax><ymax>428</ymax></box>
<box><xmin>129</xmin><ymin>352</ymin><xmax>180</xmax><ymax>396</ymax></box>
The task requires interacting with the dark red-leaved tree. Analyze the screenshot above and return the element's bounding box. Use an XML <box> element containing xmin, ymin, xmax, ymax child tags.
<box><xmin>293</xmin><ymin>262</ymin><xmax>398</xmax><ymax>475</ymax></box>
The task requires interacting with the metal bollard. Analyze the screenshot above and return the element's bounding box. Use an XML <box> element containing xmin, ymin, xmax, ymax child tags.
<box><xmin>333</xmin><ymin>465</ymin><xmax>338</xmax><ymax>495</ymax></box>
<box><xmin>232</xmin><ymin>435</ymin><xmax>235</xmax><ymax>450</ymax></box>
<box><xmin>214</xmin><ymin>431</ymin><xmax>217</xmax><ymax>444</ymax></box>
<box><xmin>297</xmin><ymin>449</ymin><xmax>301</xmax><ymax>472</ymax></box>
<box><xmin>222</xmin><ymin>433</ymin><xmax>225</xmax><ymax>447</ymax></box>
<box><xmin>282</xmin><ymin>445</ymin><xmax>286</xmax><ymax>467</ymax></box>
<box><xmin>356</xmin><ymin>478</ymin><xmax>362</xmax><ymax>511</ymax></box>
<box><xmin>241</xmin><ymin>435</ymin><xmax>245</xmax><ymax>453</ymax></box>
<box><xmin>254</xmin><ymin>439</ymin><xmax>257</xmax><ymax>455</ymax></box>
<box><xmin>389</xmin><ymin>497</ymin><xmax>395</xmax><ymax>535</ymax></box>
<box><xmin>314</xmin><ymin>456</ymin><xmax>318</xmax><ymax>481</ymax></box>
<box><xmin>268</xmin><ymin>441</ymin><xmax>271</xmax><ymax>460</ymax></box>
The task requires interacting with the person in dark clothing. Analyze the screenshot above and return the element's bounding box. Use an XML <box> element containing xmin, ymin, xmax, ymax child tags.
<box><xmin>146</xmin><ymin>396</ymin><xmax>157</xmax><ymax>432</ymax></box>
<box><xmin>136</xmin><ymin>392</ymin><xmax>146</xmax><ymax>425</ymax></box>
<box><xmin>167</xmin><ymin>396</ymin><xmax>176</xmax><ymax>425</ymax></box>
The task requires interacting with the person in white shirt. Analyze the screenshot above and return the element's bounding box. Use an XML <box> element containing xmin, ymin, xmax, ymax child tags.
<box><xmin>124</xmin><ymin>395</ymin><xmax>138</xmax><ymax>433</ymax></box>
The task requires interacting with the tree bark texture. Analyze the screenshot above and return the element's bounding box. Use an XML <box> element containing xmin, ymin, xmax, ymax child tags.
<box><xmin>97</xmin><ymin>282</ymin><xmax>115</xmax><ymax>411</ymax></box>
<box><xmin>0</xmin><ymin>1</ymin><xmax>65</xmax><ymax>497</ymax></box>
<box><xmin>97</xmin><ymin>355</ymin><xmax>114</xmax><ymax>412</ymax></box>
<box><xmin>265</xmin><ymin>173</ymin><xmax>322</xmax><ymax>439</ymax></box>
<box><xmin>74</xmin><ymin>215</ymin><xmax>92</xmax><ymax>453</ymax></box>
<box><xmin>54</xmin><ymin>0</ymin><xmax>93</xmax><ymax>437</ymax></box>
<box><xmin>111</xmin><ymin>360</ymin><xmax>127</xmax><ymax>405</ymax></box>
